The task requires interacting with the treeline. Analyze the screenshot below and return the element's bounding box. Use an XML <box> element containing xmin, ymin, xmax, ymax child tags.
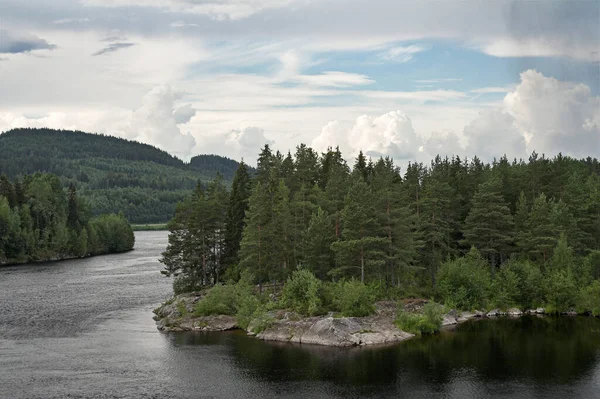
<box><xmin>161</xmin><ymin>144</ymin><xmax>600</xmax><ymax>313</ymax></box>
<box><xmin>0</xmin><ymin>173</ymin><xmax>134</xmax><ymax>265</ymax></box>
<box><xmin>0</xmin><ymin>128</ymin><xmax>246</xmax><ymax>223</ymax></box>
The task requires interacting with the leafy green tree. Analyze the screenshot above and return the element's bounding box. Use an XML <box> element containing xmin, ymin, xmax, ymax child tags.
<box><xmin>436</xmin><ymin>247</ymin><xmax>492</xmax><ymax>310</ymax></box>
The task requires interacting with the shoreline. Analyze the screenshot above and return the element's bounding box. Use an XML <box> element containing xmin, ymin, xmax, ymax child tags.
<box><xmin>153</xmin><ymin>293</ymin><xmax>600</xmax><ymax>348</ymax></box>
<box><xmin>0</xmin><ymin>248</ymin><xmax>135</xmax><ymax>268</ymax></box>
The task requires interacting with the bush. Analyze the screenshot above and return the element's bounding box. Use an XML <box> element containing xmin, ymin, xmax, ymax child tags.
<box><xmin>576</xmin><ymin>280</ymin><xmax>600</xmax><ymax>316</ymax></box>
<box><xmin>194</xmin><ymin>283</ymin><xmax>239</xmax><ymax>316</ymax></box>
<box><xmin>195</xmin><ymin>271</ymin><xmax>258</xmax><ymax>317</ymax></box>
<box><xmin>544</xmin><ymin>269</ymin><xmax>578</xmax><ymax>313</ymax></box>
<box><xmin>328</xmin><ymin>280</ymin><xmax>375</xmax><ymax>317</ymax></box>
<box><xmin>282</xmin><ymin>269</ymin><xmax>322</xmax><ymax>316</ymax></box>
<box><xmin>491</xmin><ymin>260</ymin><xmax>544</xmax><ymax>309</ymax></box>
<box><xmin>395</xmin><ymin>302</ymin><xmax>443</xmax><ymax>335</ymax></box>
<box><xmin>436</xmin><ymin>247</ymin><xmax>491</xmax><ymax>310</ymax></box>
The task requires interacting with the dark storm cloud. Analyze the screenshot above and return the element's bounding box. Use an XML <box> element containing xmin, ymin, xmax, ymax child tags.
<box><xmin>0</xmin><ymin>29</ymin><xmax>56</xmax><ymax>54</ymax></box>
<box><xmin>92</xmin><ymin>42</ymin><xmax>136</xmax><ymax>56</ymax></box>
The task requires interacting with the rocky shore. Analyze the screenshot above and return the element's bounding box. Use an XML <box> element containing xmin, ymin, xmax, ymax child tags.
<box><xmin>153</xmin><ymin>293</ymin><xmax>589</xmax><ymax>347</ymax></box>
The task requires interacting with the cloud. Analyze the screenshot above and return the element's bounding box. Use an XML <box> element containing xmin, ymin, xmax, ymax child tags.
<box><xmin>83</xmin><ymin>0</ymin><xmax>298</xmax><ymax>20</ymax></box>
<box><xmin>463</xmin><ymin>69</ymin><xmax>600</xmax><ymax>161</ymax></box>
<box><xmin>469</xmin><ymin>86</ymin><xmax>513</xmax><ymax>94</ymax></box>
<box><xmin>128</xmin><ymin>85</ymin><xmax>197</xmax><ymax>158</ymax></box>
<box><xmin>53</xmin><ymin>18</ymin><xmax>90</xmax><ymax>25</ymax></box>
<box><xmin>193</xmin><ymin>126</ymin><xmax>275</xmax><ymax>164</ymax></box>
<box><xmin>173</xmin><ymin>104</ymin><xmax>196</xmax><ymax>124</ymax></box>
<box><xmin>463</xmin><ymin>109</ymin><xmax>527</xmax><ymax>161</ymax></box>
<box><xmin>424</xmin><ymin>131</ymin><xmax>463</xmax><ymax>158</ymax></box>
<box><xmin>293</xmin><ymin>72</ymin><xmax>374</xmax><ymax>88</ymax></box>
<box><xmin>93</xmin><ymin>42</ymin><xmax>136</xmax><ymax>56</ymax></box>
<box><xmin>312</xmin><ymin>111</ymin><xmax>423</xmax><ymax>161</ymax></box>
<box><xmin>504</xmin><ymin>70</ymin><xmax>600</xmax><ymax>158</ymax></box>
<box><xmin>415</xmin><ymin>79</ymin><xmax>462</xmax><ymax>84</ymax></box>
<box><xmin>0</xmin><ymin>30</ymin><xmax>55</xmax><ymax>54</ymax></box>
<box><xmin>170</xmin><ymin>20</ymin><xmax>199</xmax><ymax>28</ymax></box>
<box><xmin>378</xmin><ymin>44</ymin><xmax>427</xmax><ymax>63</ymax></box>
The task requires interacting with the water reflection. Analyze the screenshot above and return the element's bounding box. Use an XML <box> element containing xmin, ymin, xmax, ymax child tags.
<box><xmin>171</xmin><ymin>316</ymin><xmax>600</xmax><ymax>398</ymax></box>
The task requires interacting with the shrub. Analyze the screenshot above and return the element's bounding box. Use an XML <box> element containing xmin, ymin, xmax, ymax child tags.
<box><xmin>194</xmin><ymin>271</ymin><xmax>257</xmax><ymax>317</ymax></box>
<box><xmin>491</xmin><ymin>267</ymin><xmax>520</xmax><ymax>309</ymax></box>
<box><xmin>245</xmin><ymin>306</ymin><xmax>275</xmax><ymax>334</ymax></box>
<box><xmin>330</xmin><ymin>280</ymin><xmax>375</xmax><ymax>317</ymax></box>
<box><xmin>544</xmin><ymin>269</ymin><xmax>578</xmax><ymax>313</ymax></box>
<box><xmin>194</xmin><ymin>283</ymin><xmax>239</xmax><ymax>316</ymax></box>
<box><xmin>436</xmin><ymin>247</ymin><xmax>491</xmax><ymax>310</ymax></box>
<box><xmin>235</xmin><ymin>292</ymin><xmax>261</xmax><ymax>329</ymax></box>
<box><xmin>395</xmin><ymin>302</ymin><xmax>443</xmax><ymax>335</ymax></box>
<box><xmin>576</xmin><ymin>280</ymin><xmax>600</xmax><ymax>316</ymax></box>
<box><xmin>282</xmin><ymin>269</ymin><xmax>322</xmax><ymax>316</ymax></box>
<box><xmin>491</xmin><ymin>260</ymin><xmax>544</xmax><ymax>309</ymax></box>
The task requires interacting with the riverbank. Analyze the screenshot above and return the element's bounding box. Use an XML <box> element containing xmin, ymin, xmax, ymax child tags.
<box><xmin>131</xmin><ymin>223</ymin><xmax>168</xmax><ymax>231</ymax></box>
<box><xmin>0</xmin><ymin>248</ymin><xmax>135</xmax><ymax>267</ymax></box>
<box><xmin>156</xmin><ymin>293</ymin><xmax>590</xmax><ymax>347</ymax></box>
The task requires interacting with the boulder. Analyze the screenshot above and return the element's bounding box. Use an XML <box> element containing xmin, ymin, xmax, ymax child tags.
<box><xmin>474</xmin><ymin>310</ymin><xmax>485</xmax><ymax>317</ymax></box>
<box><xmin>507</xmin><ymin>308</ymin><xmax>523</xmax><ymax>316</ymax></box>
<box><xmin>486</xmin><ymin>309</ymin><xmax>501</xmax><ymax>317</ymax></box>
<box><xmin>442</xmin><ymin>311</ymin><xmax>459</xmax><ymax>326</ymax></box>
<box><xmin>535</xmin><ymin>308</ymin><xmax>546</xmax><ymax>314</ymax></box>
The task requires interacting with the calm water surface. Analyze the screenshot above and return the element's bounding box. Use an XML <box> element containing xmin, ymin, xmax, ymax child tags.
<box><xmin>1</xmin><ymin>231</ymin><xmax>599</xmax><ymax>398</ymax></box>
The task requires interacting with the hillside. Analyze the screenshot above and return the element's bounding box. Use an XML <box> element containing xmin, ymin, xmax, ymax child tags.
<box><xmin>0</xmin><ymin>128</ymin><xmax>242</xmax><ymax>223</ymax></box>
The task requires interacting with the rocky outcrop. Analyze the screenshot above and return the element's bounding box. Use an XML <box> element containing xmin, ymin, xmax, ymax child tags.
<box><xmin>256</xmin><ymin>302</ymin><xmax>413</xmax><ymax>347</ymax></box>
<box><xmin>153</xmin><ymin>292</ymin><xmax>238</xmax><ymax>332</ymax></box>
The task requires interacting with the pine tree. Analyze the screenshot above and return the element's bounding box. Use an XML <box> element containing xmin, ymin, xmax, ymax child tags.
<box><xmin>301</xmin><ymin>207</ymin><xmax>335</xmax><ymax>279</ymax></box>
<box><xmin>353</xmin><ymin>151</ymin><xmax>369</xmax><ymax>182</ymax></box>
<box><xmin>526</xmin><ymin>193</ymin><xmax>559</xmax><ymax>264</ymax></box>
<box><xmin>462</xmin><ymin>176</ymin><xmax>515</xmax><ymax>274</ymax></box>
<box><xmin>222</xmin><ymin>162</ymin><xmax>252</xmax><ymax>274</ymax></box>
<box><xmin>418</xmin><ymin>176</ymin><xmax>454</xmax><ymax>287</ymax></box>
<box><xmin>371</xmin><ymin>157</ymin><xmax>418</xmax><ymax>287</ymax></box>
<box><xmin>330</xmin><ymin>177</ymin><xmax>386</xmax><ymax>282</ymax></box>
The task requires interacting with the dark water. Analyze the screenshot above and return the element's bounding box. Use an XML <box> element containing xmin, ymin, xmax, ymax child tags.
<box><xmin>1</xmin><ymin>232</ymin><xmax>599</xmax><ymax>398</ymax></box>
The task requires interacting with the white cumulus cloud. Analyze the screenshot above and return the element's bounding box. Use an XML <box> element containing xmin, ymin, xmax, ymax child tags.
<box><xmin>127</xmin><ymin>85</ymin><xmax>197</xmax><ymax>159</ymax></box>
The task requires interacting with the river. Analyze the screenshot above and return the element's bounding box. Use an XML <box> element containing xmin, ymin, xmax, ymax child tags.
<box><xmin>1</xmin><ymin>231</ymin><xmax>599</xmax><ymax>398</ymax></box>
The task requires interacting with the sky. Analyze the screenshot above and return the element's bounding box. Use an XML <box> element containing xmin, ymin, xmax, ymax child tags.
<box><xmin>0</xmin><ymin>0</ymin><xmax>599</xmax><ymax>165</ymax></box>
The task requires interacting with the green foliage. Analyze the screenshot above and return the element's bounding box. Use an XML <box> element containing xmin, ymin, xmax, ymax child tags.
<box><xmin>0</xmin><ymin>128</ymin><xmax>243</xmax><ymax>223</ymax></box>
<box><xmin>576</xmin><ymin>281</ymin><xmax>600</xmax><ymax>316</ymax></box>
<box><xmin>544</xmin><ymin>269</ymin><xmax>578</xmax><ymax>313</ymax></box>
<box><xmin>436</xmin><ymin>247</ymin><xmax>492</xmax><ymax>310</ymax></box>
<box><xmin>462</xmin><ymin>176</ymin><xmax>514</xmax><ymax>271</ymax></box>
<box><xmin>327</xmin><ymin>280</ymin><xmax>375</xmax><ymax>317</ymax></box>
<box><xmin>395</xmin><ymin>302</ymin><xmax>443</xmax><ymax>335</ymax></box>
<box><xmin>0</xmin><ymin>173</ymin><xmax>133</xmax><ymax>265</ymax></box>
<box><xmin>282</xmin><ymin>269</ymin><xmax>322</xmax><ymax>316</ymax></box>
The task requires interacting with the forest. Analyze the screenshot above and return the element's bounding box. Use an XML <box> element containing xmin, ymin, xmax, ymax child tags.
<box><xmin>0</xmin><ymin>173</ymin><xmax>134</xmax><ymax>265</ymax></box>
<box><xmin>161</xmin><ymin>144</ymin><xmax>600</xmax><ymax>326</ymax></box>
<box><xmin>0</xmin><ymin>128</ymin><xmax>243</xmax><ymax>223</ymax></box>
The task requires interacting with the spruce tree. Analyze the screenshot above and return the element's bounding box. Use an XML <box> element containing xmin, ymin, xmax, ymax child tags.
<box><xmin>526</xmin><ymin>193</ymin><xmax>559</xmax><ymax>263</ymax></box>
<box><xmin>222</xmin><ymin>162</ymin><xmax>252</xmax><ymax>274</ymax></box>
<box><xmin>463</xmin><ymin>176</ymin><xmax>515</xmax><ymax>273</ymax></box>
<box><xmin>330</xmin><ymin>176</ymin><xmax>386</xmax><ymax>282</ymax></box>
<box><xmin>302</xmin><ymin>207</ymin><xmax>335</xmax><ymax>279</ymax></box>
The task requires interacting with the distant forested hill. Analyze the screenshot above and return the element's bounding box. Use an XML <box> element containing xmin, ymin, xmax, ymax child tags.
<box><xmin>0</xmin><ymin>128</ymin><xmax>243</xmax><ymax>223</ymax></box>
